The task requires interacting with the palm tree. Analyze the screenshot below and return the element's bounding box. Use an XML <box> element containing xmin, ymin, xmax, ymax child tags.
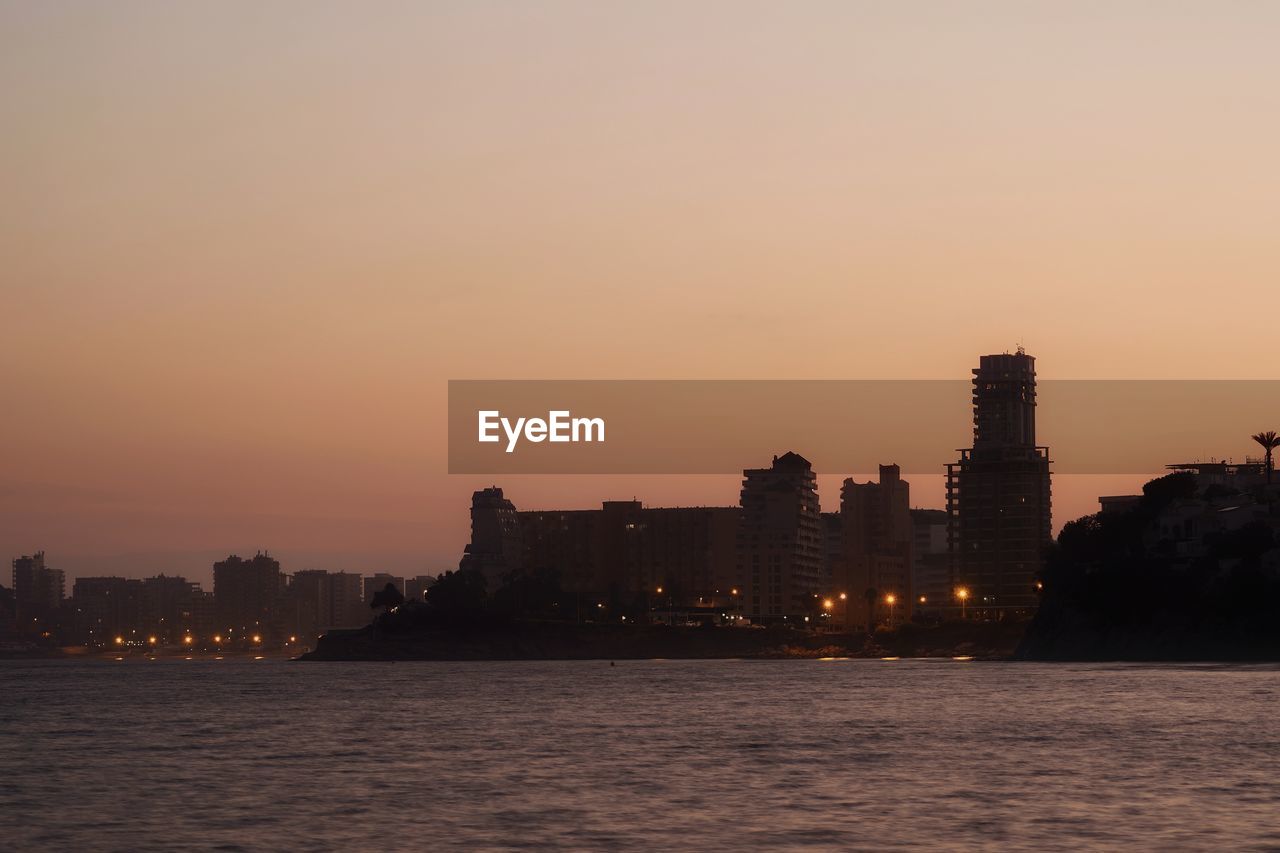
<box><xmin>1252</xmin><ymin>430</ymin><xmax>1280</xmax><ymax>485</ymax></box>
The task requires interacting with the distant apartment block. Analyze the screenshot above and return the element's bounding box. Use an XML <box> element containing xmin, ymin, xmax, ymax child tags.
<box><xmin>840</xmin><ymin>465</ymin><xmax>913</xmax><ymax>626</ymax></box>
<box><xmin>70</xmin><ymin>574</ymin><xmax>208</xmax><ymax>645</ymax></box>
<box><xmin>286</xmin><ymin>570</ymin><xmax>369</xmax><ymax>640</ymax></box>
<box><xmin>459</xmin><ymin>487</ymin><xmax>524</xmax><ymax>590</ymax></box>
<box><xmin>404</xmin><ymin>575</ymin><xmax>437</xmax><ymax>602</ymax></box>
<box><xmin>213</xmin><ymin>552</ymin><xmax>284</xmax><ymax>639</ymax></box>
<box><xmin>363</xmin><ymin>573</ymin><xmax>406</xmax><ymax>605</ymax></box>
<box><xmin>519</xmin><ymin>501</ymin><xmax>739</xmax><ymax>610</ymax></box>
<box><xmin>329</xmin><ymin>572</ymin><xmax>366</xmax><ymax>628</ymax></box>
<box><xmin>12</xmin><ymin>551</ymin><xmax>64</xmax><ymax>631</ymax></box>
<box><xmin>946</xmin><ymin>350</ymin><xmax>1052</xmax><ymax>614</ymax></box>
<box><xmin>737</xmin><ymin>452</ymin><xmax>824</xmax><ymax>623</ymax></box>
<box><xmin>910</xmin><ymin>508</ymin><xmax>950</xmax><ymax>613</ymax></box>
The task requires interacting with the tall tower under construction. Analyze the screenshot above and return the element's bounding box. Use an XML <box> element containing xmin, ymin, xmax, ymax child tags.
<box><xmin>945</xmin><ymin>349</ymin><xmax>1052</xmax><ymax>614</ymax></box>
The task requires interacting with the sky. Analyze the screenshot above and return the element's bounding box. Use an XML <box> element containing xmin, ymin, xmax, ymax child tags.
<box><xmin>3</xmin><ymin>1</ymin><xmax>1279</xmax><ymax>587</ymax></box>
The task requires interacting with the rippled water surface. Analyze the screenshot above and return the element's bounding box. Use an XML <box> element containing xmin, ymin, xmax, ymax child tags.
<box><xmin>2</xmin><ymin>659</ymin><xmax>1278</xmax><ymax>850</ymax></box>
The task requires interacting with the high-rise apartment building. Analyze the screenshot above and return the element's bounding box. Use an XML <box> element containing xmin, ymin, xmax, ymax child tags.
<box><xmin>213</xmin><ymin>552</ymin><xmax>284</xmax><ymax>638</ymax></box>
<box><xmin>12</xmin><ymin>551</ymin><xmax>64</xmax><ymax>631</ymax></box>
<box><xmin>459</xmin><ymin>487</ymin><xmax>524</xmax><ymax>589</ymax></box>
<box><xmin>737</xmin><ymin>452</ymin><xmax>824</xmax><ymax>622</ymax></box>
<box><xmin>946</xmin><ymin>350</ymin><xmax>1052</xmax><ymax>614</ymax></box>
<box><xmin>840</xmin><ymin>465</ymin><xmax>913</xmax><ymax>626</ymax></box>
<box><xmin>285</xmin><ymin>570</ymin><xmax>370</xmax><ymax>640</ymax></box>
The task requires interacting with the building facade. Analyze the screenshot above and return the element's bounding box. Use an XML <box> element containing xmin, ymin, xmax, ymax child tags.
<box><xmin>12</xmin><ymin>552</ymin><xmax>64</xmax><ymax>632</ymax></box>
<box><xmin>459</xmin><ymin>487</ymin><xmax>524</xmax><ymax>589</ymax></box>
<box><xmin>910</xmin><ymin>508</ymin><xmax>950</xmax><ymax>614</ymax></box>
<box><xmin>212</xmin><ymin>552</ymin><xmax>284</xmax><ymax>639</ymax></box>
<box><xmin>737</xmin><ymin>452</ymin><xmax>824</xmax><ymax>623</ymax></box>
<box><xmin>946</xmin><ymin>350</ymin><xmax>1052</xmax><ymax>615</ymax></box>
<box><xmin>840</xmin><ymin>465</ymin><xmax>913</xmax><ymax>627</ymax></box>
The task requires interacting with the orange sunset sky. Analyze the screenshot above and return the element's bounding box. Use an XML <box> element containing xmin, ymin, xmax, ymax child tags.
<box><xmin>3</xmin><ymin>2</ymin><xmax>1279</xmax><ymax>586</ymax></box>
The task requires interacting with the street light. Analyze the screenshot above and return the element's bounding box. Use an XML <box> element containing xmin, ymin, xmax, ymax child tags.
<box><xmin>956</xmin><ymin>587</ymin><xmax>970</xmax><ymax>620</ymax></box>
<box><xmin>884</xmin><ymin>593</ymin><xmax>897</xmax><ymax>628</ymax></box>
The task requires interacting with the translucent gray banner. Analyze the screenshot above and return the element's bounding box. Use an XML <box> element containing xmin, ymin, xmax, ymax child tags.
<box><xmin>448</xmin><ymin>380</ymin><xmax>1280</xmax><ymax>474</ymax></box>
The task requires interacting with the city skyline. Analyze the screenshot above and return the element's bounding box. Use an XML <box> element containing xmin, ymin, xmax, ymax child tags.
<box><xmin>5</xmin><ymin>451</ymin><xmax>1267</xmax><ymax>587</ymax></box>
<box><xmin>6</xmin><ymin>2</ymin><xmax>1280</xmax><ymax>588</ymax></box>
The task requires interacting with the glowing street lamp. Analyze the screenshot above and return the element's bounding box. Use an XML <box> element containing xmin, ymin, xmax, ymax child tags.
<box><xmin>884</xmin><ymin>593</ymin><xmax>897</xmax><ymax>628</ymax></box>
<box><xmin>956</xmin><ymin>587</ymin><xmax>970</xmax><ymax>620</ymax></box>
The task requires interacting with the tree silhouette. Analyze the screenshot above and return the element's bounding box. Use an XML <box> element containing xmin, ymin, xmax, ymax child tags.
<box><xmin>370</xmin><ymin>582</ymin><xmax>405</xmax><ymax>614</ymax></box>
<box><xmin>426</xmin><ymin>568</ymin><xmax>488</xmax><ymax>616</ymax></box>
<box><xmin>863</xmin><ymin>587</ymin><xmax>878</xmax><ymax>633</ymax></box>
<box><xmin>1252</xmin><ymin>430</ymin><xmax>1280</xmax><ymax>485</ymax></box>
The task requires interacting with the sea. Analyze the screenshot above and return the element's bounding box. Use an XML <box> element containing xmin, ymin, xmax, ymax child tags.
<box><xmin>1</xmin><ymin>658</ymin><xmax>1278</xmax><ymax>851</ymax></box>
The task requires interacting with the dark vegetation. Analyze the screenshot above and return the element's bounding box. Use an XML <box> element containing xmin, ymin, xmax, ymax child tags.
<box><xmin>1020</xmin><ymin>472</ymin><xmax>1280</xmax><ymax>660</ymax></box>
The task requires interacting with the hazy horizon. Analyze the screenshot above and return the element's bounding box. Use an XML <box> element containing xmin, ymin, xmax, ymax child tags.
<box><xmin>4</xmin><ymin>1</ymin><xmax>1279</xmax><ymax>586</ymax></box>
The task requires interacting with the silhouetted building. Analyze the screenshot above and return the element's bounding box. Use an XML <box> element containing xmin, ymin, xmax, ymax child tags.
<box><xmin>12</xmin><ymin>552</ymin><xmax>64</xmax><ymax>633</ymax></box>
<box><xmin>910</xmin><ymin>508</ymin><xmax>950</xmax><ymax>614</ymax></box>
<box><xmin>140</xmin><ymin>574</ymin><xmax>202</xmax><ymax>643</ymax></box>
<box><xmin>946</xmin><ymin>350</ymin><xmax>1052</xmax><ymax>614</ymax></box>
<box><xmin>70</xmin><ymin>576</ymin><xmax>142</xmax><ymax>645</ymax></box>
<box><xmin>821</xmin><ymin>511</ymin><xmax>843</xmax><ymax>581</ymax></box>
<box><xmin>329</xmin><ymin>572</ymin><xmax>366</xmax><ymax>628</ymax></box>
<box><xmin>190</xmin><ymin>589</ymin><xmax>216</xmax><ymax>637</ymax></box>
<box><xmin>737</xmin><ymin>452</ymin><xmax>824</xmax><ymax>623</ymax></box>
<box><xmin>284</xmin><ymin>570</ymin><xmax>369</xmax><ymax>641</ymax></box>
<box><xmin>70</xmin><ymin>575</ymin><xmax>206</xmax><ymax>646</ymax></box>
<box><xmin>213</xmin><ymin>552</ymin><xmax>284</xmax><ymax>640</ymax></box>
<box><xmin>459</xmin><ymin>487</ymin><xmax>523</xmax><ymax>589</ymax></box>
<box><xmin>840</xmin><ymin>465</ymin><xmax>913</xmax><ymax>626</ymax></box>
<box><xmin>404</xmin><ymin>575</ymin><xmax>436</xmax><ymax>602</ymax></box>
<box><xmin>0</xmin><ymin>584</ymin><xmax>14</xmax><ymax>637</ymax></box>
<box><xmin>1099</xmin><ymin>495</ymin><xmax>1142</xmax><ymax>514</ymax></box>
<box><xmin>519</xmin><ymin>501</ymin><xmax>738</xmax><ymax>612</ymax></box>
<box><xmin>286</xmin><ymin>570</ymin><xmax>333</xmax><ymax>641</ymax></box>
<box><xmin>363</xmin><ymin>573</ymin><xmax>405</xmax><ymax>605</ymax></box>
<box><xmin>1165</xmin><ymin>460</ymin><xmax>1272</xmax><ymax>491</ymax></box>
